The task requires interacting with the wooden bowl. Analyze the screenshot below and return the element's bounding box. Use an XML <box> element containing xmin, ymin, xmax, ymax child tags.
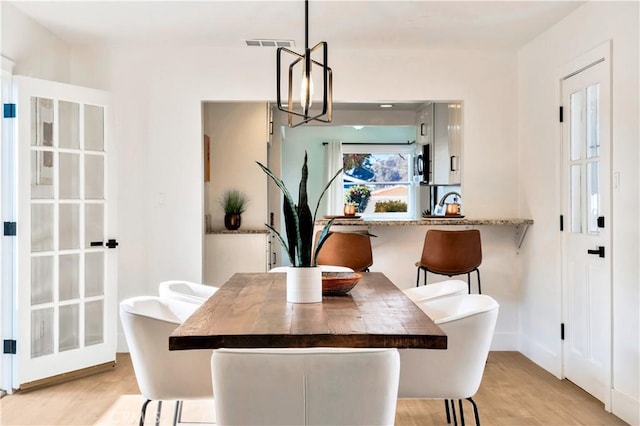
<box><xmin>322</xmin><ymin>272</ymin><xmax>362</xmax><ymax>295</ymax></box>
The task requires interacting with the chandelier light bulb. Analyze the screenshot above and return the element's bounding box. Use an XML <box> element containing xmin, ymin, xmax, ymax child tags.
<box><xmin>300</xmin><ymin>63</ymin><xmax>314</xmax><ymax>110</ymax></box>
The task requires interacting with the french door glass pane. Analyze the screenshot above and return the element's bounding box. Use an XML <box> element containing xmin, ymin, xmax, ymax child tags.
<box><xmin>586</xmin><ymin>84</ymin><xmax>600</xmax><ymax>159</ymax></box>
<box><xmin>31</xmin><ymin>256</ymin><xmax>54</xmax><ymax>305</ymax></box>
<box><xmin>587</xmin><ymin>161</ymin><xmax>600</xmax><ymax>235</ymax></box>
<box><xmin>59</xmin><ymin>204</ymin><xmax>80</xmax><ymax>250</ymax></box>
<box><xmin>85</xmin><ymin>204</ymin><xmax>104</xmax><ymax>248</ymax></box>
<box><xmin>85</xmin><ymin>300</ymin><xmax>104</xmax><ymax>346</ymax></box>
<box><xmin>85</xmin><ymin>155</ymin><xmax>104</xmax><ymax>199</ymax></box>
<box><xmin>570</xmin><ymin>90</ymin><xmax>584</xmax><ymax>161</ymax></box>
<box><xmin>59</xmin><ymin>153</ymin><xmax>80</xmax><ymax>199</ymax></box>
<box><xmin>84</xmin><ymin>105</ymin><xmax>104</xmax><ymax>152</ymax></box>
<box><xmin>31</xmin><ymin>203</ymin><xmax>54</xmax><ymax>252</ymax></box>
<box><xmin>570</xmin><ymin>165</ymin><xmax>582</xmax><ymax>233</ymax></box>
<box><xmin>59</xmin><ymin>254</ymin><xmax>80</xmax><ymax>301</ymax></box>
<box><xmin>85</xmin><ymin>252</ymin><xmax>104</xmax><ymax>297</ymax></box>
<box><xmin>30</xmin><ymin>150</ymin><xmax>54</xmax><ymax>199</ymax></box>
<box><xmin>59</xmin><ymin>304</ymin><xmax>80</xmax><ymax>352</ymax></box>
<box><xmin>59</xmin><ymin>101</ymin><xmax>80</xmax><ymax>149</ymax></box>
<box><xmin>31</xmin><ymin>97</ymin><xmax>53</xmax><ymax>147</ymax></box>
<box><xmin>31</xmin><ymin>308</ymin><xmax>54</xmax><ymax>358</ymax></box>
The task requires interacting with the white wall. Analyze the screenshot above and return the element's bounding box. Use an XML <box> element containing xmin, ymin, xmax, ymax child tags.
<box><xmin>517</xmin><ymin>2</ymin><xmax>639</xmax><ymax>424</ymax></box>
<box><xmin>0</xmin><ymin>2</ymin><xmax>71</xmax><ymax>83</ymax></box>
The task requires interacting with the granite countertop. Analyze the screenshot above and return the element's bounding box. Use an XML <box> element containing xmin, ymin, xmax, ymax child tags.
<box><xmin>207</xmin><ymin>229</ymin><xmax>270</xmax><ymax>234</ymax></box>
<box><xmin>315</xmin><ymin>218</ymin><xmax>534</xmax><ymax>226</ymax></box>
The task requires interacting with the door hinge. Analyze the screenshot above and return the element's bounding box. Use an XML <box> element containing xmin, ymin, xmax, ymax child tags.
<box><xmin>559</xmin><ymin>215</ymin><xmax>564</xmax><ymax>231</ymax></box>
<box><xmin>3</xmin><ymin>221</ymin><xmax>16</xmax><ymax>236</ymax></box>
<box><xmin>560</xmin><ymin>323</ymin><xmax>565</xmax><ymax>340</ymax></box>
<box><xmin>559</xmin><ymin>106</ymin><xmax>564</xmax><ymax>123</ymax></box>
<box><xmin>3</xmin><ymin>103</ymin><xmax>16</xmax><ymax>118</ymax></box>
<box><xmin>597</xmin><ymin>216</ymin><xmax>605</xmax><ymax>228</ymax></box>
<box><xmin>3</xmin><ymin>339</ymin><xmax>16</xmax><ymax>354</ymax></box>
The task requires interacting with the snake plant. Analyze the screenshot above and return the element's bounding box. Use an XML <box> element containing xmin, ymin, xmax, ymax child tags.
<box><xmin>257</xmin><ymin>152</ymin><xmax>343</xmax><ymax>267</ymax></box>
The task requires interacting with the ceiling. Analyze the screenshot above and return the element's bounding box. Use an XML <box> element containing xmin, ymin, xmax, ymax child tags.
<box><xmin>9</xmin><ymin>1</ymin><xmax>584</xmax><ymax>50</ymax></box>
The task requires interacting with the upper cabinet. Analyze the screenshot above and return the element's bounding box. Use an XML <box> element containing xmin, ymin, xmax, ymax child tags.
<box><xmin>417</xmin><ymin>102</ymin><xmax>462</xmax><ymax>186</ymax></box>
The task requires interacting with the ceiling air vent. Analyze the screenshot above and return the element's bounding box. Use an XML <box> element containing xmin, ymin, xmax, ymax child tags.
<box><xmin>245</xmin><ymin>39</ymin><xmax>294</xmax><ymax>48</ymax></box>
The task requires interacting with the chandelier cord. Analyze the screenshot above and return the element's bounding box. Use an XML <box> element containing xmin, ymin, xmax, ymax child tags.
<box><xmin>304</xmin><ymin>0</ymin><xmax>309</xmax><ymax>50</ymax></box>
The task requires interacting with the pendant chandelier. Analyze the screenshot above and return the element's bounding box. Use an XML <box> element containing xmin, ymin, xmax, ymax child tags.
<box><xmin>276</xmin><ymin>0</ymin><xmax>333</xmax><ymax>128</ymax></box>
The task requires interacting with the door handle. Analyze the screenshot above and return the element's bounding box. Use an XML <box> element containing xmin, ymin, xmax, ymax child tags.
<box><xmin>587</xmin><ymin>246</ymin><xmax>605</xmax><ymax>258</ymax></box>
<box><xmin>450</xmin><ymin>155</ymin><xmax>457</xmax><ymax>172</ymax></box>
<box><xmin>105</xmin><ymin>239</ymin><xmax>119</xmax><ymax>249</ymax></box>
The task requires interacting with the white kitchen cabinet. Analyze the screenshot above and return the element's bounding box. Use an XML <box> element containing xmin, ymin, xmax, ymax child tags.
<box><xmin>204</xmin><ymin>232</ymin><xmax>269</xmax><ymax>285</ymax></box>
<box><xmin>432</xmin><ymin>103</ymin><xmax>462</xmax><ymax>185</ymax></box>
<box><xmin>415</xmin><ymin>103</ymin><xmax>433</xmax><ymax>146</ymax></box>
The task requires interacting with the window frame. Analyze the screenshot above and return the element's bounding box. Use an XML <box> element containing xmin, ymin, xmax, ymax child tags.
<box><xmin>341</xmin><ymin>144</ymin><xmax>416</xmax><ymax>219</ymax></box>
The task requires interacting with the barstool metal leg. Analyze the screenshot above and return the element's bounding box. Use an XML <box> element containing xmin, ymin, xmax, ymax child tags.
<box><xmin>476</xmin><ymin>269</ymin><xmax>482</xmax><ymax>294</ymax></box>
<box><xmin>445</xmin><ymin>399</ymin><xmax>451</xmax><ymax>423</ymax></box>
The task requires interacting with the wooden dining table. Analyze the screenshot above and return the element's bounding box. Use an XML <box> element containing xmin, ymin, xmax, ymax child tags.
<box><xmin>169</xmin><ymin>272</ymin><xmax>447</xmax><ymax>350</ymax></box>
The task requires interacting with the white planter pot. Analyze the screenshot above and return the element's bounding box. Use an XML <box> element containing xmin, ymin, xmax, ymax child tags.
<box><xmin>286</xmin><ymin>266</ymin><xmax>322</xmax><ymax>303</ymax></box>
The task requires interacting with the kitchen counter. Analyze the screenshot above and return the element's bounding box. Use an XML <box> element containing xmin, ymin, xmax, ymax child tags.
<box><xmin>315</xmin><ymin>217</ymin><xmax>533</xmax><ymax>226</ymax></box>
<box><xmin>207</xmin><ymin>229</ymin><xmax>270</xmax><ymax>234</ymax></box>
<box><xmin>315</xmin><ymin>217</ymin><xmax>533</xmax><ymax>249</ymax></box>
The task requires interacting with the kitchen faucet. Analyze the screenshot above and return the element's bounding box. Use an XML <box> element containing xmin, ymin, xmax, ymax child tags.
<box><xmin>438</xmin><ymin>191</ymin><xmax>461</xmax><ymax>207</ymax></box>
<box><xmin>435</xmin><ymin>191</ymin><xmax>461</xmax><ymax>215</ymax></box>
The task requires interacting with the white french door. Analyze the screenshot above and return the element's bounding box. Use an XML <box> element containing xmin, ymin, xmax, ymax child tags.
<box><xmin>561</xmin><ymin>45</ymin><xmax>611</xmax><ymax>406</ymax></box>
<box><xmin>14</xmin><ymin>76</ymin><xmax>117</xmax><ymax>388</ymax></box>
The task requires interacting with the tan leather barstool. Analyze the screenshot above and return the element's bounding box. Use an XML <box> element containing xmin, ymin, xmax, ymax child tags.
<box><xmin>315</xmin><ymin>230</ymin><xmax>374</xmax><ymax>272</ymax></box>
<box><xmin>415</xmin><ymin>229</ymin><xmax>482</xmax><ymax>294</ymax></box>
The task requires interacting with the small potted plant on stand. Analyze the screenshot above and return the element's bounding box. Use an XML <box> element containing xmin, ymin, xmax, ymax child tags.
<box><xmin>220</xmin><ymin>189</ymin><xmax>247</xmax><ymax>230</ymax></box>
<box><xmin>257</xmin><ymin>152</ymin><xmax>342</xmax><ymax>303</ymax></box>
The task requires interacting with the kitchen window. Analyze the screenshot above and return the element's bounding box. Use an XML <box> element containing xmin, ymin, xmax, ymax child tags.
<box><xmin>342</xmin><ymin>144</ymin><xmax>415</xmax><ymax>219</ymax></box>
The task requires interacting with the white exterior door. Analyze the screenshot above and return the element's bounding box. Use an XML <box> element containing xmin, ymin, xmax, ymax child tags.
<box><xmin>14</xmin><ymin>76</ymin><xmax>116</xmax><ymax>388</ymax></box>
<box><xmin>561</xmin><ymin>47</ymin><xmax>611</xmax><ymax>405</ymax></box>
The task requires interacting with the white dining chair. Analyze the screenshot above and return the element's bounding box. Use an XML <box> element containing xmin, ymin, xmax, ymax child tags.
<box><xmin>211</xmin><ymin>347</ymin><xmax>400</xmax><ymax>426</ymax></box>
<box><xmin>398</xmin><ymin>294</ymin><xmax>499</xmax><ymax>426</ymax></box>
<box><xmin>120</xmin><ymin>296</ymin><xmax>214</xmax><ymax>426</ymax></box>
<box><xmin>402</xmin><ymin>279</ymin><xmax>468</xmax><ymax>303</ymax></box>
<box><xmin>158</xmin><ymin>280</ymin><xmax>218</xmax><ymax>305</ymax></box>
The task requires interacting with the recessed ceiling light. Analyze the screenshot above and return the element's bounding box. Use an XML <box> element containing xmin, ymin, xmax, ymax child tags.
<box><xmin>379</xmin><ymin>104</ymin><xmax>394</xmax><ymax>108</ymax></box>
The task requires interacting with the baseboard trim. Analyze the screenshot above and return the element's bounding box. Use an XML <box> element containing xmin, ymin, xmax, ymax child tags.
<box><xmin>518</xmin><ymin>334</ymin><xmax>562</xmax><ymax>378</ymax></box>
<box><xmin>611</xmin><ymin>388</ymin><xmax>639</xmax><ymax>425</ymax></box>
<box><xmin>19</xmin><ymin>360</ymin><xmax>116</xmax><ymax>393</ymax></box>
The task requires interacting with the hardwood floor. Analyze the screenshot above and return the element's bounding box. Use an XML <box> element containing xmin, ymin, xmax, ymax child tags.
<box><xmin>0</xmin><ymin>351</ymin><xmax>626</xmax><ymax>425</ymax></box>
